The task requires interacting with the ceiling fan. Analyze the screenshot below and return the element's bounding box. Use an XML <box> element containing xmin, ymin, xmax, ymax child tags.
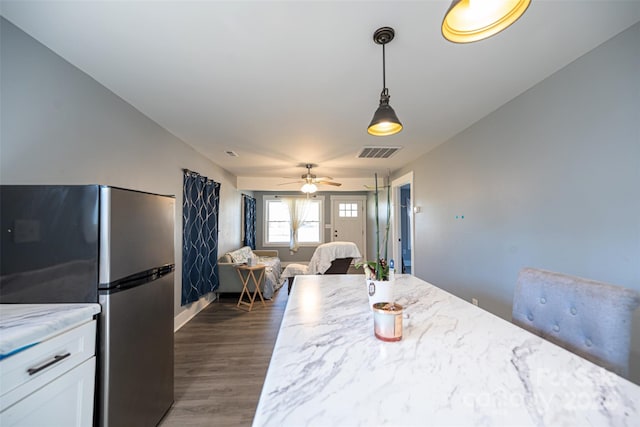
<box><xmin>280</xmin><ymin>164</ymin><xmax>342</xmax><ymax>193</ymax></box>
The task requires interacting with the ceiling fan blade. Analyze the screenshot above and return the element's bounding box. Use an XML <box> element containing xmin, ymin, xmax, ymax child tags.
<box><xmin>280</xmin><ymin>164</ymin><xmax>340</xmax><ymax>188</ymax></box>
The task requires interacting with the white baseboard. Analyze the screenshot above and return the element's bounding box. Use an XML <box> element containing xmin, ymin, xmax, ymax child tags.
<box><xmin>174</xmin><ymin>292</ymin><xmax>217</xmax><ymax>332</ymax></box>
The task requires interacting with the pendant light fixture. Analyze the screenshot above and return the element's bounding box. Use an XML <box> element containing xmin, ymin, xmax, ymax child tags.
<box><xmin>367</xmin><ymin>27</ymin><xmax>402</xmax><ymax>137</ymax></box>
<box><xmin>442</xmin><ymin>0</ymin><xmax>530</xmax><ymax>44</ymax></box>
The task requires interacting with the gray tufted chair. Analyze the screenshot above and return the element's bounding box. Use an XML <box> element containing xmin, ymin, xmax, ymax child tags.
<box><xmin>512</xmin><ymin>267</ymin><xmax>640</xmax><ymax>377</ymax></box>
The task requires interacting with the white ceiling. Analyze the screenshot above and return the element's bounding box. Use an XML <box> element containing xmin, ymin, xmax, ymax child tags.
<box><xmin>2</xmin><ymin>1</ymin><xmax>639</xmax><ymax>191</ymax></box>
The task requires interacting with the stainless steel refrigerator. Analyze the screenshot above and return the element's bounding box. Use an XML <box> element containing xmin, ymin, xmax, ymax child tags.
<box><xmin>0</xmin><ymin>185</ymin><xmax>175</xmax><ymax>427</ymax></box>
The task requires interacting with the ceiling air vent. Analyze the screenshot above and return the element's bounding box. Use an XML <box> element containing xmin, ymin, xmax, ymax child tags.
<box><xmin>357</xmin><ymin>146</ymin><xmax>401</xmax><ymax>159</ymax></box>
<box><xmin>225</xmin><ymin>150</ymin><xmax>239</xmax><ymax>157</ymax></box>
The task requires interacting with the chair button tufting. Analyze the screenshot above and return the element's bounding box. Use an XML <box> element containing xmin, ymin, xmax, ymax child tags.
<box><xmin>585</xmin><ymin>339</ymin><xmax>593</xmax><ymax>347</ymax></box>
<box><xmin>553</xmin><ymin>324</ymin><xmax>560</xmax><ymax>332</ymax></box>
<box><xmin>570</xmin><ymin>307</ymin><xmax>577</xmax><ymax>315</ymax></box>
<box><xmin>540</xmin><ymin>297</ymin><xmax>546</xmax><ymax>304</ymax></box>
<box><xmin>527</xmin><ymin>314</ymin><xmax>534</xmax><ymax>321</ymax></box>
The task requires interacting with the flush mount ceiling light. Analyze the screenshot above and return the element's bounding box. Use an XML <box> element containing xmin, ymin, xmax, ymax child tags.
<box><xmin>301</xmin><ymin>182</ymin><xmax>318</xmax><ymax>194</ymax></box>
<box><xmin>367</xmin><ymin>27</ymin><xmax>403</xmax><ymax>137</ymax></box>
<box><xmin>442</xmin><ymin>0</ymin><xmax>531</xmax><ymax>43</ymax></box>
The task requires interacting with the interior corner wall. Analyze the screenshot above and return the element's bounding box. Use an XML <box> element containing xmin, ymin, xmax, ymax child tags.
<box><xmin>397</xmin><ymin>22</ymin><xmax>640</xmax><ymax>384</ymax></box>
<box><xmin>0</xmin><ymin>18</ymin><xmax>244</xmax><ymax>328</ymax></box>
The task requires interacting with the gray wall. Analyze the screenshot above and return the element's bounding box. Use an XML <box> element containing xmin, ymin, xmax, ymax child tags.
<box><xmin>253</xmin><ymin>191</ymin><xmax>368</xmax><ymax>262</ymax></box>
<box><xmin>0</xmin><ymin>18</ymin><xmax>244</xmax><ymax>326</ymax></box>
<box><xmin>396</xmin><ymin>23</ymin><xmax>640</xmax><ymax>383</ymax></box>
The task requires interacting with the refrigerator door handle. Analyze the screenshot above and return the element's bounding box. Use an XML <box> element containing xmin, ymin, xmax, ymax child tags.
<box><xmin>100</xmin><ymin>264</ymin><xmax>175</xmax><ymax>292</ymax></box>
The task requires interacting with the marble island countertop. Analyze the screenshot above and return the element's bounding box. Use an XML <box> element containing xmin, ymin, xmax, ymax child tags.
<box><xmin>0</xmin><ymin>304</ymin><xmax>101</xmax><ymax>359</ymax></box>
<box><xmin>253</xmin><ymin>274</ymin><xmax>640</xmax><ymax>426</ymax></box>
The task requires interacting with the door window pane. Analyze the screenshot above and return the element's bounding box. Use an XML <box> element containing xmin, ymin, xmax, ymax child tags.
<box><xmin>339</xmin><ymin>202</ymin><xmax>358</xmax><ymax>218</ymax></box>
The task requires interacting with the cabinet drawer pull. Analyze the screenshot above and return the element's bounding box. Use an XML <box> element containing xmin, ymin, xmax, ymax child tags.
<box><xmin>27</xmin><ymin>353</ymin><xmax>71</xmax><ymax>376</ymax></box>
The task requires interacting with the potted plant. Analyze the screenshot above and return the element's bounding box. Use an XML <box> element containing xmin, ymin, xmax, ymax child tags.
<box><xmin>359</xmin><ymin>173</ymin><xmax>394</xmax><ymax>307</ymax></box>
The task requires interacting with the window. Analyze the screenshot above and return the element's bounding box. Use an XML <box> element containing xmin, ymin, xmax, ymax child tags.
<box><xmin>338</xmin><ymin>203</ymin><xmax>359</xmax><ymax>218</ymax></box>
<box><xmin>265</xmin><ymin>200</ymin><xmax>290</xmax><ymax>243</ymax></box>
<box><xmin>264</xmin><ymin>197</ymin><xmax>324</xmax><ymax>246</ymax></box>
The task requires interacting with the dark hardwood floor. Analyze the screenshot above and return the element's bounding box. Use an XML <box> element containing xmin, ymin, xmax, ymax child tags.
<box><xmin>159</xmin><ymin>288</ymin><xmax>288</xmax><ymax>427</ymax></box>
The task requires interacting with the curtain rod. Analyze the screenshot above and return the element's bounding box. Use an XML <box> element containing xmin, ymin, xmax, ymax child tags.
<box><xmin>273</xmin><ymin>194</ymin><xmax>317</xmax><ymax>199</ymax></box>
<box><xmin>182</xmin><ymin>168</ymin><xmax>219</xmax><ymax>186</ymax></box>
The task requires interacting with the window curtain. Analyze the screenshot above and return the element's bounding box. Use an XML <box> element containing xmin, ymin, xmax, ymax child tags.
<box><xmin>242</xmin><ymin>194</ymin><xmax>256</xmax><ymax>249</ymax></box>
<box><xmin>281</xmin><ymin>197</ymin><xmax>311</xmax><ymax>254</ymax></box>
<box><xmin>181</xmin><ymin>169</ymin><xmax>221</xmax><ymax>306</ymax></box>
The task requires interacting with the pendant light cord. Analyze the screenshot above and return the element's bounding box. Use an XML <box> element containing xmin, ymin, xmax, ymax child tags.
<box><xmin>382</xmin><ymin>43</ymin><xmax>386</xmax><ymax>91</ymax></box>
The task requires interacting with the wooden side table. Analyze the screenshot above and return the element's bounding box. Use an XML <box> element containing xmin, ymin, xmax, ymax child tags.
<box><xmin>235</xmin><ymin>264</ymin><xmax>266</xmax><ymax>311</ymax></box>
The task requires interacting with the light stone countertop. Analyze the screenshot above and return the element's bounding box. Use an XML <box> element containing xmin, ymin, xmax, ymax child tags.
<box><xmin>253</xmin><ymin>274</ymin><xmax>640</xmax><ymax>426</ymax></box>
<box><xmin>0</xmin><ymin>304</ymin><xmax>101</xmax><ymax>359</ymax></box>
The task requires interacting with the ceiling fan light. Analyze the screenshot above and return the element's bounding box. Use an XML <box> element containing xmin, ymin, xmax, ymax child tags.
<box><xmin>368</xmin><ymin>98</ymin><xmax>403</xmax><ymax>136</ymax></box>
<box><xmin>442</xmin><ymin>0</ymin><xmax>530</xmax><ymax>43</ymax></box>
<box><xmin>301</xmin><ymin>183</ymin><xmax>317</xmax><ymax>194</ymax></box>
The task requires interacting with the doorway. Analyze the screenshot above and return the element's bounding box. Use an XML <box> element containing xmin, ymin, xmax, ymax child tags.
<box><xmin>330</xmin><ymin>195</ymin><xmax>367</xmax><ymax>260</ymax></box>
<box><xmin>392</xmin><ymin>172</ymin><xmax>414</xmax><ymax>275</ymax></box>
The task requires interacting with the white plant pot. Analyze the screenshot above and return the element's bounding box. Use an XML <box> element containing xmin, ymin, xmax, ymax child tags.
<box><xmin>367</xmin><ymin>279</ymin><xmax>394</xmax><ymax>310</ymax></box>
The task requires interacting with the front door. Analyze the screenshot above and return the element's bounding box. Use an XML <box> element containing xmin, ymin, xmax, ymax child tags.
<box><xmin>331</xmin><ymin>196</ymin><xmax>366</xmax><ymax>260</ymax></box>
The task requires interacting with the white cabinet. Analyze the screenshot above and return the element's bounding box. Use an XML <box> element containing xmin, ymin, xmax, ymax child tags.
<box><xmin>0</xmin><ymin>320</ymin><xmax>97</xmax><ymax>427</ymax></box>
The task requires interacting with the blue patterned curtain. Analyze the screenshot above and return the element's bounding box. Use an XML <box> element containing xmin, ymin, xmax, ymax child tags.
<box><xmin>242</xmin><ymin>194</ymin><xmax>256</xmax><ymax>250</ymax></box>
<box><xmin>181</xmin><ymin>170</ymin><xmax>221</xmax><ymax>305</ymax></box>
